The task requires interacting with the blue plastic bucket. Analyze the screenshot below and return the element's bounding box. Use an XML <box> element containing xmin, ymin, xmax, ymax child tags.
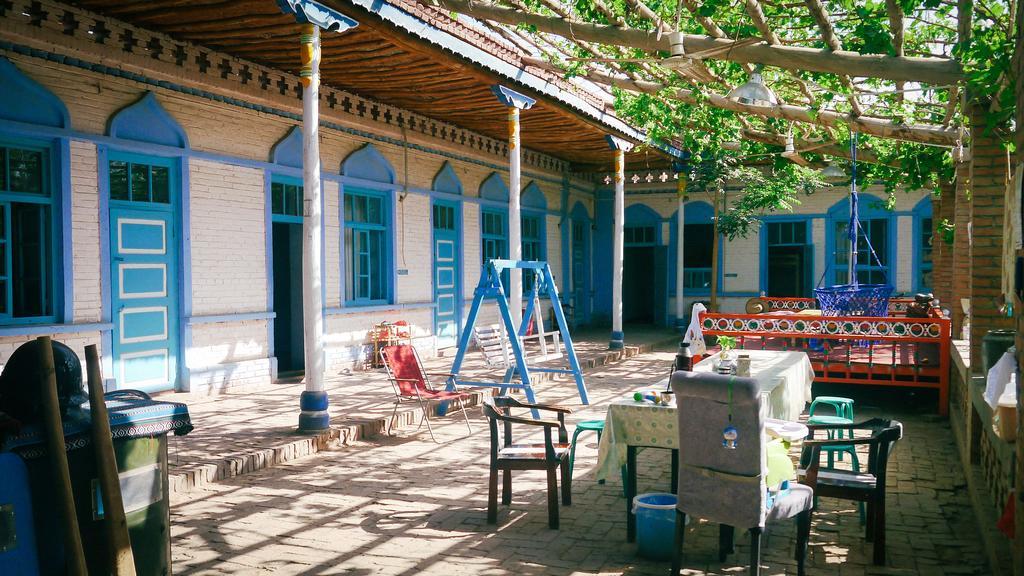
<box><xmin>632</xmin><ymin>492</ymin><xmax>678</xmax><ymax>561</ymax></box>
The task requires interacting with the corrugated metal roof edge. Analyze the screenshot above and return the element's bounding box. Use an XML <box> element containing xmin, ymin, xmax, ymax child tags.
<box><xmin>334</xmin><ymin>0</ymin><xmax>683</xmax><ymax>160</ymax></box>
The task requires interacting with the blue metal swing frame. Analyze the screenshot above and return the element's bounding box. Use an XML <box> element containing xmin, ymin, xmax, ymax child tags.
<box><xmin>447</xmin><ymin>259</ymin><xmax>589</xmax><ymax>418</ymax></box>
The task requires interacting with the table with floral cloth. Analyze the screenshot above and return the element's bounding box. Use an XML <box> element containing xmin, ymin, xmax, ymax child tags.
<box><xmin>593</xmin><ymin>350</ymin><xmax>813</xmax><ymax>541</ymax></box>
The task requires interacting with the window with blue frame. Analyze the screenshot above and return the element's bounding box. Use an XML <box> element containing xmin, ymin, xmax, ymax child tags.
<box><xmin>683</xmin><ymin>224</ymin><xmax>714</xmax><ymax>290</ymax></box>
<box><xmin>344</xmin><ymin>190</ymin><xmax>389</xmax><ymax>303</ymax></box>
<box><xmin>833</xmin><ymin>218</ymin><xmax>889</xmax><ymax>285</ymax></box>
<box><xmin>109</xmin><ymin>158</ymin><xmax>172</xmax><ymax>204</ymax></box>
<box><xmin>624</xmin><ymin>225</ymin><xmax>656</xmax><ymax>245</ymax></box>
<box><xmin>521</xmin><ymin>214</ymin><xmax>544</xmax><ymax>292</ymax></box>
<box><xmin>271</xmin><ymin>179</ymin><xmax>303</xmax><ymax>219</ymax></box>
<box><xmin>481</xmin><ymin>209</ymin><xmax>508</xmax><ymax>264</ymax></box>
<box><xmin>0</xmin><ymin>142</ymin><xmax>58</xmax><ymax>323</ymax></box>
<box><xmin>918</xmin><ymin>217</ymin><xmax>933</xmax><ymax>291</ymax></box>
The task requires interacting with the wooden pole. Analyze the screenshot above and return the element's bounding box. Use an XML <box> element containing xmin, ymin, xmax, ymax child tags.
<box><xmin>710</xmin><ymin>189</ymin><xmax>721</xmax><ymax>311</ymax></box>
<box><xmin>298</xmin><ymin>24</ymin><xmax>329</xmax><ymax>431</ymax></box>
<box><xmin>607</xmin><ymin>136</ymin><xmax>633</xmax><ymax>349</ymax></box>
<box><xmin>37</xmin><ymin>336</ymin><xmax>88</xmax><ymax>576</ymax></box>
<box><xmin>491</xmin><ymin>87</ymin><xmax>536</xmax><ymax>333</ymax></box>
<box><xmin>423</xmin><ymin>0</ymin><xmax>964</xmax><ymax>84</ymax></box>
<box><xmin>85</xmin><ymin>345</ymin><xmax>136</xmax><ymax>576</ymax></box>
<box><xmin>674</xmin><ymin>180</ymin><xmax>686</xmax><ymax>330</ymax></box>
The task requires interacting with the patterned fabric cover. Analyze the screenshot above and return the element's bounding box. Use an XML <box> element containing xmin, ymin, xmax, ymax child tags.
<box><xmin>1</xmin><ymin>389</ymin><xmax>192</xmax><ymax>459</ymax></box>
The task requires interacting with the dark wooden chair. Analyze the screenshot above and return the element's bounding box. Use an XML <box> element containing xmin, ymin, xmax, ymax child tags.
<box><xmin>798</xmin><ymin>418</ymin><xmax>903</xmax><ymax>566</ymax></box>
<box><xmin>482</xmin><ymin>396</ymin><xmax>572</xmax><ymax>529</ymax></box>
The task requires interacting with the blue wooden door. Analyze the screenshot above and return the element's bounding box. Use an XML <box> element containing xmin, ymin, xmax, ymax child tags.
<box><xmin>108</xmin><ymin>155</ymin><xmax>178</xmax><ymax>392</ymax></box>
<box><xmin>432</xmin><ymin>200</ymin><xmax>460</xmax><ymax>349</ymax></box>
<box><xmin>571</xmin><ymin>219</ymin><xmax>588</xmax><ymax>324</ymax></box>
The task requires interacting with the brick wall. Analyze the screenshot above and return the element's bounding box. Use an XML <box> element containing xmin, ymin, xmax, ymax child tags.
<box><xmin>967</xmin><ymin>104</ymin><xmax>1014</xmax><ymax>369</ymax></box>
<box><xmin>951</xmin><ymin>161</ymin><xmax>972</xmax><ymax>338</ymax></box>
<box><xmin>931</xmin><ymin>185</ymin><xmax>954</xmax><ymax>312</ymax></box>
<box><xmin>70</xmin><ymin>140</ymin><xmax>102</xmax><ymax>323</ymax></box>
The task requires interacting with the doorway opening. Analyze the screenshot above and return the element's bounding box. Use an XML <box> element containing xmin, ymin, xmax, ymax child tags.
<box><xmin>766</xmin><ymin>221</ymin><xmax>812</xmax><ymax>297</ymax></box>
<box><xmin>272</xmin><ymin>222</ymin><xmax>304</xmax><ymax>376</ymax></box>
<box><xmin>622</xmin><ymin>224</ymin><xmax>666</xmax><ymax>324</ymax></box>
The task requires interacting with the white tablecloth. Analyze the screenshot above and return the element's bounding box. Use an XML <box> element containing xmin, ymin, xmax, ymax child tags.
<box><xmin>693</xmin><ymin>350</ymin><xmax>814</xmax><ymax>423</ymax></box>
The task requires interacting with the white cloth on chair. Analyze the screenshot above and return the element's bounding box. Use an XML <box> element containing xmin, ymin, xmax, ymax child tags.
<box><xmin>985</xmin><ymin>347</ymin><xmax>1018</xmax><ymax>410</ymax></box>
<box><xmin>683</xmin><ymin>302</ymin><xmax>708</xmax><ymax>356</ymax></box>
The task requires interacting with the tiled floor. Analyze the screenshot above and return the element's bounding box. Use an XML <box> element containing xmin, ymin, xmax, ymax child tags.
<box><xmin>167</xmin><ymin>346</ymin><xmax>989</xmax><ymax>575</ymax></box>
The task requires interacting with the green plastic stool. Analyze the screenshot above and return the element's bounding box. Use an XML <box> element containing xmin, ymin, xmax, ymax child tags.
<box><xmin>569</xmin><ymin>420</ymin><xmax>605</xmax><ymax>483</ymax></box>
<box><xmin>808</xmin><ymin>397</ymin><xmax>865</xmax><ymax>523</ymax></box>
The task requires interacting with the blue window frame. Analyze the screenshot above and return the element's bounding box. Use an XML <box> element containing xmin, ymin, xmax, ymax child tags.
<box><xmin>0</xmin><ymin>139</ymin><xmax>60</xmax><ymax>324</ymax></box>
<box><xmin>271</xmin><ymin>176</ymin><xmax>303</xmax><ymax>223</ymax></box>
<box><xmin>624</xmin><ymin>225</ymin><xmax>656</xmax><ymax>246</ymax></box>
<box><xmin>833</xmin><ymin>218</ymin><xmax>890</xmax><ymax>285</ymax></box>
<box><xmin>917</xmin><ymin>217</ymin><xmax>933</xmax><ymax>292</ymax></box>
<box><xmin>481</xmin><ymin>209</ymin><xmax>508</xmax><ymax>264</ymax></box>
<box><xmin>521</xmin><ymin>213</ymin><xmax>544</xmax><ymax>292</ymax></box>
<box><xmin>344</xmin><ymin>189</ymin><xmax>390</xmax><ymax>304</ymax></box>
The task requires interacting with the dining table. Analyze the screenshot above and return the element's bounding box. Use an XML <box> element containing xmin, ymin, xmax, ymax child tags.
<box><xmin>594</xmin><ymin>349</ymin><xmax>815</xmax><ymax>541</ymax></box>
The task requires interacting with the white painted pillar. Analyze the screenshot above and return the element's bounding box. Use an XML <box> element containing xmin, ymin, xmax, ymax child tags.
<box><xmin>491</xmin><ymin>86</ymin><xmax>535</xmax><ymax>332</ymax></box>
<box><xmin>606</xmin><ymin>136</ymin><xmax>634</xmax><ymax>349</ymax></box>
<box><xmin>298</xmin><ymin>24</ymin><xmax>328</xmax><ymax>432</ymax></box>
<box><xmin>508</xmin><ymin>107</ymin><xmax>523</xmax><ymax>330</ymax></box>
<box><xmin>675</xmin><ymin>188</ymin><xmax>686</xmax><ymax>332</ymax></box>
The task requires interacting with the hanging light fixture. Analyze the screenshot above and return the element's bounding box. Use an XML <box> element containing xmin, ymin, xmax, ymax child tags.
<box><xmin>726</xmin><ymin>65</ymin><xmax>778</xmax><ymax>106</ymax></box>
<box><xmin>820</xmin><ymin>159</ymin><xmax>846</xmax><ymax>178</ymax></box>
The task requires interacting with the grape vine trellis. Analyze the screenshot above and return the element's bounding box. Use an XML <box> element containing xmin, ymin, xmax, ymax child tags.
<box><xmin>422</xmin><ymin>0</ymin><xmax>1016</xmax><ymax>206</ymax></box>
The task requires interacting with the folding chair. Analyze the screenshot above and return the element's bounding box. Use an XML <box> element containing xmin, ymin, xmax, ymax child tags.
<box><xmin>379</xmin><ymin>344</ymin><xmax>474</xmax><ymax>442</ymax></box>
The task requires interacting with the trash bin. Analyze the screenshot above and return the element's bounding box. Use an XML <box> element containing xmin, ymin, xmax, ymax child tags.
<box><xmin>1</xmin><ymin>389</ymin><xmax>192</xmax><ymax>576</ymax></box>
<box><xmin>982</xmin><ymin>329</ymin><xmax>1016</xmax><ymax>375</ymax></box>
<box><xmin>632</xmin><ymin>492</ymin><xmax>681</xmax><ymax>561</ymax></box>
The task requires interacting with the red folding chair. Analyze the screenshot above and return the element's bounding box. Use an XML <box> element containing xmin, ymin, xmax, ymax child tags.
<box><xmin>379</xmin><ymin>344</ymin><xmax>475</xmax><ymax>442</ymax></box>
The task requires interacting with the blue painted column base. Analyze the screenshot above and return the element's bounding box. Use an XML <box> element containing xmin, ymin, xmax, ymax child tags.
<box><xmin>298</xmin><ymin>390</ymin><xmax>330</xmax><ymax>432</ymax></box>
<box><xmin>609</xmin><ymin>330</ymin><xmax>624</xmax><ymax>350</ymax></box>
<box><xmin>675</xmin><ymin>317</ymin><xmax>688</xmax><ymax>334</ymax></box>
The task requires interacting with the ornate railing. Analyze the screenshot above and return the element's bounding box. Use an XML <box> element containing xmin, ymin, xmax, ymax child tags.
<box><xmin>701</xmin><ymin>311</ymin><xmax>951</xmax><ymax>416</ymax></box>
<box><xmin>757</xmin><ymin>296</ymin><xmax>915</xmax><ymax>315</ymax></box>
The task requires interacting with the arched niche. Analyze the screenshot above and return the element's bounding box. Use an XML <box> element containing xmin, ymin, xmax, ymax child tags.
<box><xmin>342</xmin><ymin>143</ymin><xmax>395</xmax><ymax>183</ymax></box>
<box><xmin>570</xmin><ymin>200</ymin><xmax>591</xmax><ymax>221</ymax></box>
<box><xmin>0</xmin><ymin>57</ymin><xmax>70</xmax><ymax>129</ymax></box>
<box><xmin>108</xmin><ymin>92</ymin><xmax>188</xmax><ymax>148</ymax></box>
<box><xmin>625</xmin><ymin>203</ymin><xmax>661</xmax><ymax>225</ymax></box>
<box><xmin>684</xmin><ymin>201</ymin><xmax>714</xmax><ymax>224</ymax></box>
<box><xmin>479</xmin><ymin>172</ymin><xmax>509</xmax><ymax>202</ymax></box>
<box><xmin>270</xmin><ymin>126</ymin><xmax>303</xmax><ymax>168</ymax></box>
<box><xmin>521</xmin><ymin>182</ymin><xmax>547</xmax><ymax>210</ymax></box>
<box><xmin>432</xmin><ymin>162</ymin><xmax>463</xmax><ymax>195</ymax></box>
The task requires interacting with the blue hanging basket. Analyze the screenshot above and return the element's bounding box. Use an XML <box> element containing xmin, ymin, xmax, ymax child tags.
<box><xmin>814</xmin><ymin>283</ymin><xmax>894</xmax><ymax>317</ymax></box>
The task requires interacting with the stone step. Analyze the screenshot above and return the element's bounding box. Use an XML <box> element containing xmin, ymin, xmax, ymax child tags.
<box><xmin>167</xmin><ymin>333</ymin><xmax>677</xmax><ymax>498</ymax></box>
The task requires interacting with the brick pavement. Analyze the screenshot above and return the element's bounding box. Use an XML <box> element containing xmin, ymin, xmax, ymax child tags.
<box><xmin>162</xmin><ymin>327</ymin><xmax>678</xmax><ymax>495</ymax></box>
<box><xmin>168</xmin><ymin>349</ymin><xmax>990</xmax><ymax>575</ymax></box>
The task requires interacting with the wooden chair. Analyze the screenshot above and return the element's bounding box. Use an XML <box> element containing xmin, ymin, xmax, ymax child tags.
<box><xmin>670</xmin><ymin>371</ymin><xmax>818</xmax><ymax>576</ymax></box>
<box><xmin>379</xmin><ymin>344</ymin><xmax>474</xmax><ymax>443</ymax></box>
<box><xmin>473</xmin><ymin>324</ymin><xmax>511</xmax><ymax>367</ymax></box>
<box><xmin>798</xmin><ymin>418</ymin><xmax>903</xmax><ymax>566</ymax></box>
<box><xmin>482</xmin><ymin>396</ymin><xmax>572</xmax><ymax>529</ymax></box>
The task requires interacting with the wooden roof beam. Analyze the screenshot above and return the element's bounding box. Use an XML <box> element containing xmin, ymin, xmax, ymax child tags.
<box><xmin>743</xmin><ymin>0</ymin><xmax>816</xmax><ymax>104</ymax></box>
<box><xmin>621</xmin><ymin>0</ymin><xmax>727</xmax><ymax>85</ymax></box>
<box><xmin>802</xmin><ymin>0</ymin><xmax>864</xmax><ymax>115</ymax></box>
<box><xmin>885</xmin><ymin>0</ymin><xmax>906</xmax><ymax>101</ymax></box>
<box><xmin>740</xmin><ymin>128</ymin><xmax>892</xmax><ymax>165</ymax></box>
<box><xmin>420</xmin><ymin>0</ymin><xmax>963</xmax><ymax>84</ymax></box>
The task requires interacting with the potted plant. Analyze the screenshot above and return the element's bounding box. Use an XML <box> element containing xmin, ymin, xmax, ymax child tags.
<box><xmin>716</xmin><ymin>335</ymin><xmax>738</xmax><ymax>373</ymax></box>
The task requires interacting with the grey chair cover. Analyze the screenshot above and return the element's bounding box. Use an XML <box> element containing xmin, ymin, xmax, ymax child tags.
<box><xmin>671</xmin><ymin>370</ymin><xmax>810</xmax><ymax>530</ymax></box>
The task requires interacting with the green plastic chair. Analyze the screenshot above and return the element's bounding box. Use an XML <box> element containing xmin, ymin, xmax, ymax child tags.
<box><xmin>808</xmin><ymin>397</ymin><xmax>859</xmax><ymax>468</ymax></box>
<box><xmin>568</xmin><ymin>419</ymin><xmax>605</xmax><ymax>482</ymax></box>
<box><xmin>808</xmin><ymin>396</ymin><xmax>865</xmax><ymax>523</ymax></box>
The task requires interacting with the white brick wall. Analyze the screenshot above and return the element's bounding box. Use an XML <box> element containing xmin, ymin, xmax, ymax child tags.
<box><xmin>896</xmin><ymin>215</ymin><xmax>914</xmax><ymax>292</ymax></box>
<box><xmin>324</xmin><ymin>179</ymin><xmax>341</xmax><ymax>308</ymax></box>
<box><xmin>70</xmin><ymin>139</ymin><xmax>102</xmax><ymax>323</ymax></box>
<box><xmin>186</xmin><ymin>320</ymin><xmax>271</xmax><ymax>393</ymax></box>
<box><xmin>395</xmin><ymin>193</ymin><xmax>432</xmax><ymax>304</ymax></box>
<box><xmin>723</xmin><ymin>228</ymin><xmax>760</xmax><ymax>293</ymax></box>
<box><xmin>188</xmin><ymin>159</ymin><xmax>267</xmax><ymax>316</ymax></box>
<box><xmin>462</xmin><ymin>203</ymin><xmax>481</xmax><ymax>301</ymax></box>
